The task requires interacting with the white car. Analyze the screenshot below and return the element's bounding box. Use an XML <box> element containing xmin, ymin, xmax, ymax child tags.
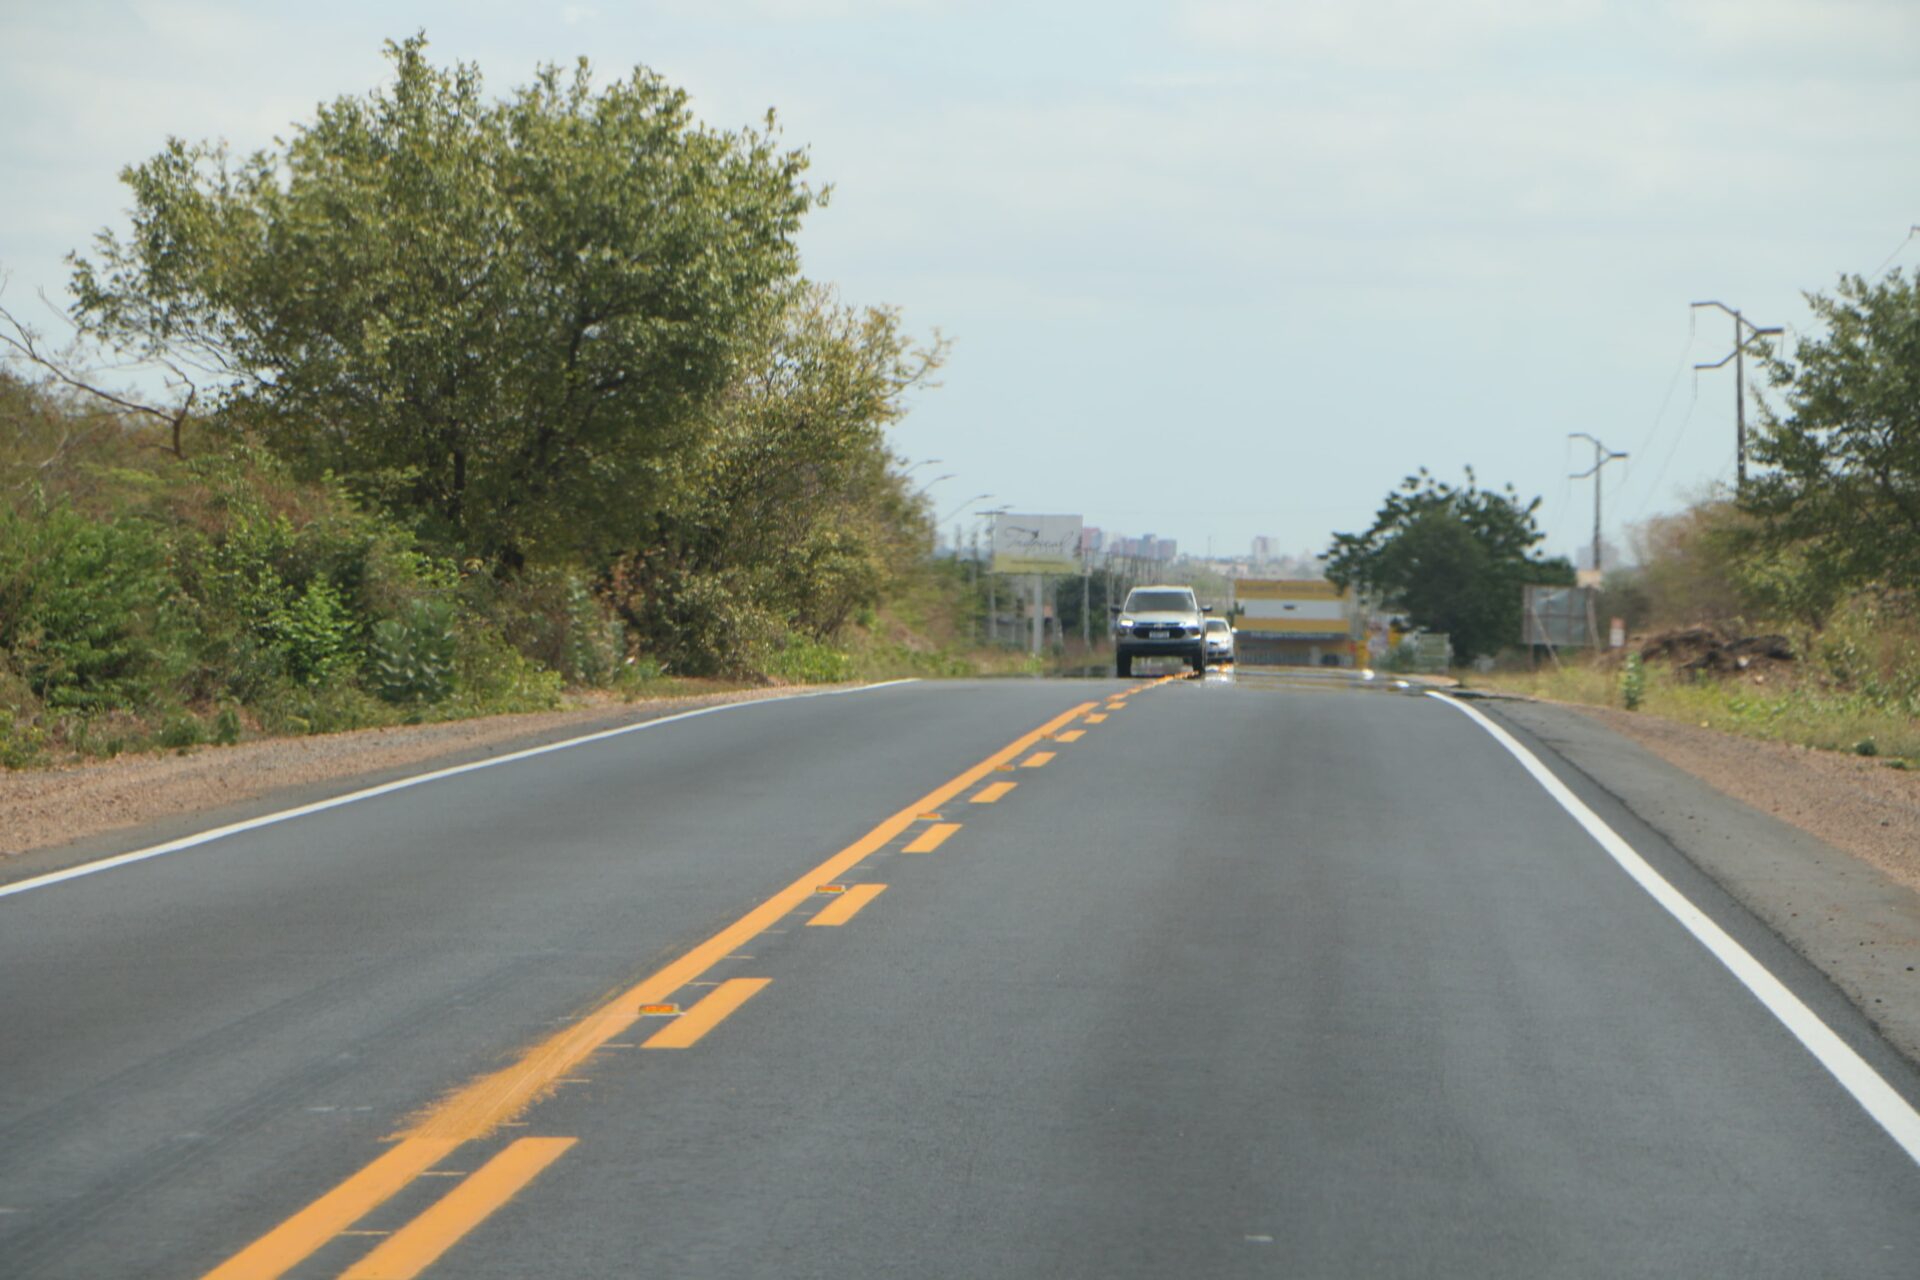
<box><xmin>1203</xmin><ymin>617</ymin><xmax>1235</xmax><ymax>666</ymax></box>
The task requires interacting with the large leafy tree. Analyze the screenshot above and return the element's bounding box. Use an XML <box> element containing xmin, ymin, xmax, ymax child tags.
<box><xmin>1326</xmin><ymin>469</ymin><xmax>1573</xmax><ymax>659</ymax></box>
<box><xmin>1745</xmin><ymin>269</ymin><xmax>1920</xmax><ymax>596</ymax></box>
<box><xmin>610</xmin><ymin>284</ymin><xmax>944</xmax><ymax>673</ymax></box>
<box><xmin>69</xmin><ymin>34</ymin><xmax>814</xmax><ymax>569</ymax></box>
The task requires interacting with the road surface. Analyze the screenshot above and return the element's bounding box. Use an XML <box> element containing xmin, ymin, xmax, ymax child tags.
<box><xmin>3</xmin><ymin>671</ymin><xmax>1919</xmax><ymax>1278</ymax></box>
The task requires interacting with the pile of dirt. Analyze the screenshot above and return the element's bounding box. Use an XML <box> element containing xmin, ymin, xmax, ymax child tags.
<box><xmin>1640</xmin><ymin>625</ymin><xmax>1795</xmax><ymax>677</ymax></box>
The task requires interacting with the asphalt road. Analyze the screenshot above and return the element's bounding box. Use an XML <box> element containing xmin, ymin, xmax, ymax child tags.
<box><xmin>4</xmin><ymin>671</ymin><xmax>1920</xmax><ymax>1278</ymax></box>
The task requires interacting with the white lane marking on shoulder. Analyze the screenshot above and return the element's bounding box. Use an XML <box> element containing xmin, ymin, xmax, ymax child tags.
<box><xmin>0</xmin><ymin>680</ymin><xmax>921</xmax><ymax>902</ymax></box>
<box><xmin>1429</xmin><ymin>691</ymin><xmax>1920</xmax><ymax>1168</ymax></box>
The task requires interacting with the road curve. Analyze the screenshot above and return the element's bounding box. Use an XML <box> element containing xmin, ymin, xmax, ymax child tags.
<box><xmin>2</xmin><ymin>673</ymin><xmax>1918</xmax><ymax>1278</ymax></box>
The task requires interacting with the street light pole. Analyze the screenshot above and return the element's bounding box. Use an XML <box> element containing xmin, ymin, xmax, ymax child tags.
<box><xmin>1569</xmin><ymin>433</ymin><xmax>1628</xmax><ymax>579</ymax></box>
<box><xmin>982</xmin><ymin>506</ymin><xmax>1010</xmax><ymax>646</ymax></box>
<box><xmin>1691</xmin><ymin>301</ymin><xmax>1784</xmax><ymax>492</ymax></box>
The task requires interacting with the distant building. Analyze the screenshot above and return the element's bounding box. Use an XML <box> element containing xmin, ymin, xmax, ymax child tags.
<box><xmin>1250</xmin><ymin>535</ymin><xmax>1280</xmax><ymax>561</ymax></box>
<box><xmin>1104</xmin><ymin>532</ymin><xmax>1179</xmax><ymax>564</ymax></box>
<box><xmin>1230</xmin><ymin>578</ymin><xmax>1359</xmax><ymax>667</ymax></box>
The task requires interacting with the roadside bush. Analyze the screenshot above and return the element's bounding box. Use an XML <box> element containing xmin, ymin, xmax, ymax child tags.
<box><xmin>253</xmin><ymin>681</ymin><xmax>396</xmax><ymax>737</ymax></box>
<box><xmin>1808</xmin><ymin>593</ymin><xmax>1920</xmax><ymax>714</ymax></box>
<box><xmin>1627</xmin><ymin>499</ymin><xmax>1751</xmax><ymax>628</ymax></box>
<box><xmin>366</xmin><ymin>599</ymin><xmax>457</xmax><ymax>705</ymax></box>
<box><xmin>767</xmin><ymin>634</ymin><xmax>855</xmax><ymax>684</ymax></box>
<box><xmin>269</xmin><ymin>578</ymin><xmax>358</xmax><ymax>687</ymax></box>
<box><xmin>613</xmin><ymin>566</ymin><xmax>785</xmax><ymax>678</ymax></box>
<box><xmin>1620</xmin><ymin>653</ymin><xmax>1645</xmax><ymax>710</ymax></box>
<box><xmin>157</xmin><ymin>711</ymin><xmax>206</xmax><ymax>750</ymax></box>
<box><xmin>446</xmin><ymin>626</ymin><xmax>563</xmax><ymax>716</ymax></box>
<box><xmin>0</xmin><ymin>503</ymin><xmax>188</xmax><ymax>711</ymax></box>
<box><xmin>478</xmin><ymin>567</ymin><xmax>625</xmax><ymax>686</ymax></box>
<box><xmin>0</xmin><ymin>708</ymin><xmax>49</xmax><ymax>769</ymax></box>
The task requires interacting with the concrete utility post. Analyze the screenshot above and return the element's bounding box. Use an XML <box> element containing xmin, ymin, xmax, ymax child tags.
<box><xmin>1030</xmin><ymin>575</ymin><xmax>1043</xmax><ymax>657</ymax></box>
<box><xmin>982</xmin><ymin>506</ymin><xmax>1010</xmax><ymax>646</ymax></box>
<box><xmin>1691</xmin><ymin>301</ymin><xmax>1783</xmax><ymax>492</ymax></box>
<box><xmin>1569</xmin><ymin>433</ymin><xmax>1628</xmax><ymax>580</ymax></box>
<box><xmin>1081</xmin><ymin>553</ymin><xmax>1091</xmax><ymax>652</ymax></box>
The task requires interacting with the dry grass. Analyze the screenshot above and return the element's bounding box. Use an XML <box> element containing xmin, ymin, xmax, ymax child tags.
<box><xmin>1467</xmin><ymin>660</ymin><xmax>1920</xmax><ymax>763</ymax></box>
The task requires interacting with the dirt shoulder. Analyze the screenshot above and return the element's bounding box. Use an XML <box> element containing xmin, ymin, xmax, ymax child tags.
<box><xmin>1563</xmin><ymin>700</ymin><xmax>1920</xmax><ymax>899</ymax></box>
<box><xmin>0</xmin><ymin>685</ymin><xmax>816</xmax><ymax>883</ymax></box>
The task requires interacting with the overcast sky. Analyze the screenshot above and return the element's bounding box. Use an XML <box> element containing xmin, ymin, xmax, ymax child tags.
<box><xmin>3</xmin><ymin>1</ymin><xmax>1916</xmax><ymax>564</ymax></box>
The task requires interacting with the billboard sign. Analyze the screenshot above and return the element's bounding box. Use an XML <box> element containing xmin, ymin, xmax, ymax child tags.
<box><xmin>991</xmin><ymin>514</ymin><xmax>1084</xmax><ymax>574</ymax></box>
<box><xmin>1522</xmin><ymin>585</ymin><xmax>1596</xmax><ymax>647</ymax></box>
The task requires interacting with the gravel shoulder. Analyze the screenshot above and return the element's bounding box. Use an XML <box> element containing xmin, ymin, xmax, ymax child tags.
<box><xmin>0</xmin><ymin>685</ymin><xmax>815</xmax><ymax>885</ymax></box>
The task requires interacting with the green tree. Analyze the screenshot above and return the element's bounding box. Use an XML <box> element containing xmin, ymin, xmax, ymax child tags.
<box><xmin>1745</xmin><ymin>269</ymin><xmax>1920</xmax><ymax>598</ymax></box>
<box><xmin>69</xmin><ymin>34</ymin><xmax>815</xmax><ymax>569</ymax></box>
<box><xmin>609</xmin><ymin>284</ymin><xmax>942</xmax><ymax>674</ymax></box>
<box><xmin>1325</xmin><ymin>469</ymin><xmax>1573</xmax><ymax>660</ymax></box>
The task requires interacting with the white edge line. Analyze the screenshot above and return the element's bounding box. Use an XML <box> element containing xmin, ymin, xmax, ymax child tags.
<box><xmin>1429</xmin><ymin>691</ymin><xmax>1920</xmax><ymax>1167</ymax></box>
<box><xmin>0</xmin><ymin>679</ymin><xmax>921</xmax><ymax>902</ymax></box>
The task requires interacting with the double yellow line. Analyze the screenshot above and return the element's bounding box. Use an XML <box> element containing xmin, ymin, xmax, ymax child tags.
<box><xmin>204</xmin><ymin>685</ymin><xmax>1178</xmax><ymax>1279</ymax></box>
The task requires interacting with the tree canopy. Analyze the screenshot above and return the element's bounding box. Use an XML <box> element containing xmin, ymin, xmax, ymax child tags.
<box><xmin>1745</xmin><ymin>269</ymin><xmax>1920</xmax><ymax>598</ymax></box>
<box><xmin>1325</xmin><ymin>469</ymin><xmax>1573</xmax><ymax>659</ymax></box>
<box><xmin>69</xmin><ymin>34</ymin><xmax>816</xmax><ymax>569</ymax></box>
<box><xmin>608</xmin><ymin>284</ymin><xmax>945</xmax><ymax>673</ymax></box>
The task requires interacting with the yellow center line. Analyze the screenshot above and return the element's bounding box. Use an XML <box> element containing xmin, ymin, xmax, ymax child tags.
<box><xmin>642</xmin><ymin>977</ymin><xmax>772</xmax><ymax>1049</ymax></box>
<box><xmin>1054</xmin><ymin>729</ymin><xmax>1084</xmax><ymax>743</ymax></box>
<box><xmin>199</xmin><ymin>697</ymin><xmax>1094</xmax><ymax>1280</ymax></box>
<box><xmin>1021</xmin><ymin>752</ymin><xmax>1055</xmax><ymax>768</ymax></box>
<box><xmin>805</xmin><ymin>883</ymin><xmax>888</xmax><ymax>927</ymax></box>
<box><xmin>901</xmin><ymin>822</ymin><xmax>960</xmax><ymax>853</ymax></box>
<box><xmin>1084</xmin><ymin>714</ymin><xmax>1107</xmax><ymax>724</ymax></box>
<box><xmin>340</xmin><ymin>1138</ymin><xmax>576</xmax><ymax>1280</ymax></box>
<box><xmin>971</xmin><ymin>781</ymin><xmax>1017</xmax><ymax>804</ymax></box>
<box><xmin>201</xmin><ymin>1139</ymin><xmax>459</xmax><ymax>1280</ymax></box>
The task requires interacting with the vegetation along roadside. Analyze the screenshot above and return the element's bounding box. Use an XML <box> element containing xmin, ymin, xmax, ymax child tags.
<box><xmin>1</xmin><ymin>35</ymin><xmax>1008</xmax><ymax>770</ymax></box>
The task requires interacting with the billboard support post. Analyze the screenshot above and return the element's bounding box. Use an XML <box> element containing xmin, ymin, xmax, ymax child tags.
<box><xmin>1031</xmin><ymin>574</ymin><xmax>1043</xmax><ymax>657</ymax></box>
<box><xmin>988</xmin><ymin>515</ymin><xmax>1083</xmax><ymax>661</ymax></box>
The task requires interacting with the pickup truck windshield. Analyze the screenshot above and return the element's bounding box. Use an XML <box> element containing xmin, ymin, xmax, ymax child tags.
<box><xmin>1125</xmin><ymin>590</ymin><xmax>1195</xmax><ymax>612</ymax></box>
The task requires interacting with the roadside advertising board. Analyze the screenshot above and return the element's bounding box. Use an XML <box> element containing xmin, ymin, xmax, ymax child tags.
<box><xmin>991</xmin><ymin>514</ymin><xmax>1084</xmax><ymax>574</ymax></box>
<box><xmin>1522</xmin><ymin>585</ymin><xmax>1597</xmax><ymax>646</ymax></box>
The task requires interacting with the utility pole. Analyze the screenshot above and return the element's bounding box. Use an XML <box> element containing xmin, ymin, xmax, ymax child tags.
<box><xmin>1691</xmin><ymin>301</ymin><xmax>1783</xmax><ymax>492</ymax></box>
<box><xmin>982</xmin><ymin>506</ymin><xmax>1009</xmax><ymax>647</ymax></box>
<box><xmin>1081</xmin><ymin>550</ymin><xmax>1091</xmax><ymax>653</ymax></box>
<box><xmin>1569</xmin><ymin>433</ymin><xmax>1628</xmax><ymax>580</ymax></box>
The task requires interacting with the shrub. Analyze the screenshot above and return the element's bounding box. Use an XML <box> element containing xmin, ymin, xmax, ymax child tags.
<box><xmin>366</xmin><ymin>599</ymin><xmax>457</xmax><ymax>705</ymax></box>
<box><xmin>476</xmin><ymin>568</ymin><xmax>625</xmax><ymax>686</ymax></box>
<box><xmin>767</xmin><ymin>634</ymin><xmax>854</xmax><ymax>684</ymax></box>
<box><xmin>447</xmin><ymin>625</ymin><xmax>562</xmax><ymax>715</ymax></box>
<box><xmin>0</xmin><ymin>708</ymin><xmax>48</xmax><ymax>769</ymax></box>
<box><xmin>1620</xmin><ymin>653</ymin><xmax>1645</xmax><ymax>710</ymax></box>
<box><xmin>269</xmin><ymin>578</ymin><xmax>359</xmax><ymax>687</ymax></box>
<box><xmin>0</xmin><ymin>504</ymin><xmax>187</xmax><ymax>711</ymax></box>
<box><xmin>158</xmin><ymin>712</ymin><xmax>206</xmax><ymax>750</ymax></box>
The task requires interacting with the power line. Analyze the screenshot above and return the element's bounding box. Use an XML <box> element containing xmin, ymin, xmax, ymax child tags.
<box><xmin>1691</xmin><ymin>300</ymin><xmax>1782</xmax><ymax>493</ymax></box>
<box><xmin>1871</xmin><ymin>226</ymin><xmax>1920</xmax><ymax>276</ymax></box>
<box><xmin>1634</xmin><ymin>373</ymin><xmax>1702</xmax><ymax>523</ymax></box>
<box><xmin>1618</xmin><ymin>318</ymin><xmax>1702</xmax><ymax>525</ymax></box>
<box><xmin>1569</xmin><ymin>434</ymin><xmax>1628</xmax><ymax>575</ymax></box>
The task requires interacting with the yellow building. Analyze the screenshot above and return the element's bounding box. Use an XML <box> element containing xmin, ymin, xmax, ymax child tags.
<box><xmin>1230</xmin><ymin>579</ymin><xmax>1359</xmax><ymax>667</ymax></box>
